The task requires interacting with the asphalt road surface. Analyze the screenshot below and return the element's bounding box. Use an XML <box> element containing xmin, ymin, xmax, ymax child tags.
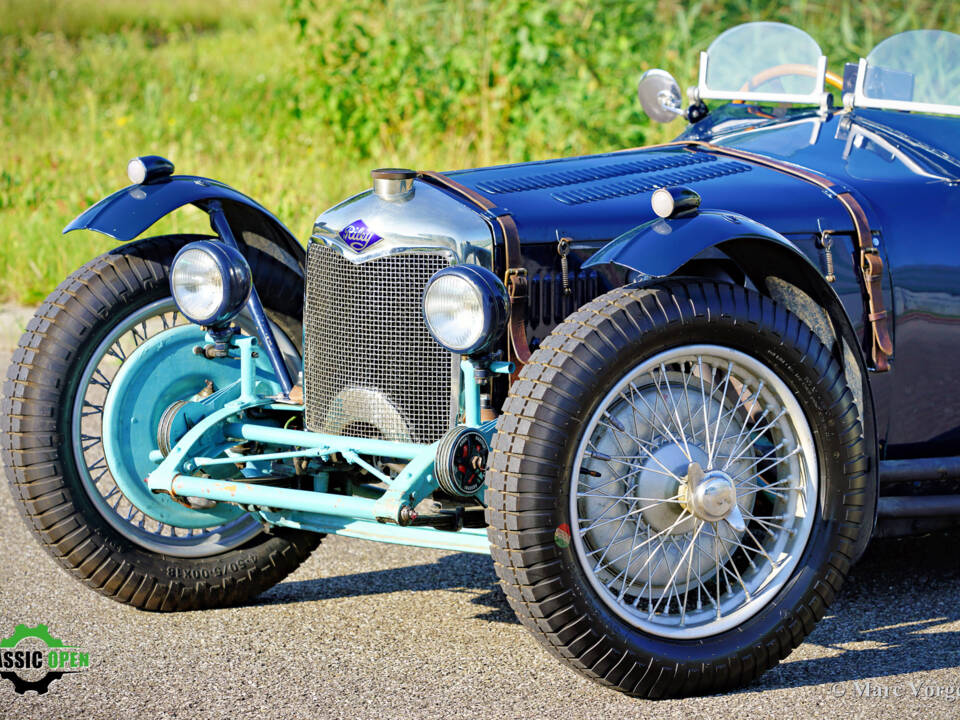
<box><xmin>1</xmin><ymin>324</ymin><xmax>959</xmax><ymax>720</ymax></box>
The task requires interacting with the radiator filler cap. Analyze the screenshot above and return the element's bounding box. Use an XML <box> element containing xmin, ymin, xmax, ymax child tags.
<box><xmin>372</xmin><ymin>168</ymin><xmax>416</xmax><ymax>201</ymax></box>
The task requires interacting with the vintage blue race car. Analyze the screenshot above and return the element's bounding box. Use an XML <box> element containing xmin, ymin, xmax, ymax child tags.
<box><xmin>5</xmin><ymin>23</ymin><xmax>960</xmax><ymax>697</ymax></box>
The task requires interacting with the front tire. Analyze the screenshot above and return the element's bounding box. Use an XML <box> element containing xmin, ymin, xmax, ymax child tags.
<box><xmin>486</xmin><ymin>281</ymin><xmax>869</xmax><ymax>697</ymax></box>
<box><xmin>2</xmin><ymin>235</ymin><xmax>319</xmax><ymax>611</ymax></box>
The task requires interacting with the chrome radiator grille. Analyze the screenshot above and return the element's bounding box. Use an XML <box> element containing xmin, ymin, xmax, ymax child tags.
<box><xmin>303</xmin><ymin>243</ymin><xmax>456</xmax><ymax>443</ymax></box>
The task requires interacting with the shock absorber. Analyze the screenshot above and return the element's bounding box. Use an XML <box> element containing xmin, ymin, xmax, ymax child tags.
<box><xmin>557</xmin><ymin>233</ymin><xmax>572</xmax><ymax>296</ymax></box>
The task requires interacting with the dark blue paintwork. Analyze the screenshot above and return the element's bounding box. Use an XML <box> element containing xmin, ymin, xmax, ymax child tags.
<box><xmin>444</xmin><ymin>105</ymin><xmax>960</xmax><ymax>459</ymax></box>
<box><xmin>447</xmin><ymin>144</ymin><xmax>854</xmax><ymax>244</ymax></box>
<box><xmin>704</xmin><ymin>108</ymin><xmax>960</xmax><ymax>457</ymax></box>
<box><xmin>63</xmin><ymin>174</ymin><xmax>305</xmax><ymax>269</ymax></box>
<box><xmin>581</xmin><ymin>211</ymin><xmax>811</xmax><ymax>277</ymax></box>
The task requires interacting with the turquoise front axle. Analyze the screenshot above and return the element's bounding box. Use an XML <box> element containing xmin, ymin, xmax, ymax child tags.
<box><xmin>104</xmin><ymin>323</ymin><xmax>507</xmax><ymax>555</ymax></box>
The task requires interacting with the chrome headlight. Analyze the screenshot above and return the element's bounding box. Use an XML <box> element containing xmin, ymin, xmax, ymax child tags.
<box><xmin>422</xmin><ymin>265</ymin><xmax>509</xmax><ymax>355</ymax></box>
<box><xmin>170</xmin><ymin>241</ymin><xmax>252</xmax><ymax>326</ymax></box>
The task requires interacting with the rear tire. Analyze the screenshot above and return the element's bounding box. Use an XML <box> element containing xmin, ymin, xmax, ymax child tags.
<box><xmin>486</xmin><ymin>281</ymin><xmax>869</xmax><ymax>697</ymax></box>
<box><xmin>2</xmin><ymin>235</ymin><xmax>319</xmax><ymax>611</ymax></box>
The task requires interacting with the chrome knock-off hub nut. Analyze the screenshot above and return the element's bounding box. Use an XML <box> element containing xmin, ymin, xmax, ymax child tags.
<box><xmin>692</xmin><ymin>475</ymin><xmax>737</xmax><ymax>521</ymax></box>
<box><xmin>682</xmin><ymin>462</ymin><xmax>746</xmax><ymax>532</ymax></box>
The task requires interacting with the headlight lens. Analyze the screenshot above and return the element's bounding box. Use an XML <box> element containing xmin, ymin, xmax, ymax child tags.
<box><xmin>423</xmin><ymin>265</ymin><xmax>509</xmax><ymax>355</ymax></box>
<box><xmin>170</xmin><ymin>241</ymin><xmax>252</xmax><ymax>326</ymax></box>
<box><xmin>172</xmin><ymin>249</ymin><xmax>224</xmax><ymax>320</ymax></box>
<box><xmin>424</xmin><ymin>274</ymin><xmax>485</xmax><ymax>350</ymax></box>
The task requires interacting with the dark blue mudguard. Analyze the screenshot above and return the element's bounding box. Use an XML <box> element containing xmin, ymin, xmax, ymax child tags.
<box><xmin>63</xmin><ymin>175</ymin><xmax>304</xmax><ymax>272</ymax></box>
<box><xmin>583</xmin><ymin>210</ymin><xmax>814</xmax><ymax>277</ymax></box>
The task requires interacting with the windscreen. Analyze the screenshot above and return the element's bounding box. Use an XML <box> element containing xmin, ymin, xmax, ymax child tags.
<box><xmin>860</xmin><ymin>30</ymin><xmax>960</xmax><ymax>112</ymax></box>
<box><xmin>702</xmin><ymin>22</ymin><xmax>823</xmax><ymax>99</ymax></box>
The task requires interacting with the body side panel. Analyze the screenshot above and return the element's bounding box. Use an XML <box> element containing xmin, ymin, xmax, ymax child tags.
<box><xmin>715</xmin><ymin>110</ymin><xmax>960</xmax><ymax>456</ymax></box>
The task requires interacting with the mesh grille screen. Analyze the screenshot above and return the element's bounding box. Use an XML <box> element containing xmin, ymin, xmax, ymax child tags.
<box><xmin>303</xmin><ymin>243</ymin><xmax>455</xmax><ymax>443</ymax></box>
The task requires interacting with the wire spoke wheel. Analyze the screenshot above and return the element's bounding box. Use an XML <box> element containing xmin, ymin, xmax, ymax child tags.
<box><xmin>487</xmin><ymin>281</ymin><xmax>868</xmax><ymax>696</ymax></box>
<box><xmin>571</xmin><ymin>344</ymin><xmax>817</xmax><ymax>638</ymax></box>
<box><xmin>72</xmin><ymin>298</ymin><xmax>265</xmax><ymax>557</ymax></box>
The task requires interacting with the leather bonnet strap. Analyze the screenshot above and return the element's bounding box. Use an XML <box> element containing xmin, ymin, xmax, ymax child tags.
<box><xmin>418</xmin><ymin>171</ymin><xmax>532</xmax><ymax>367</ymax></box>
<box><xmin>661</xmin><ymin>141</ymin><xmax>894</xmax><ymax>372</ymax></box>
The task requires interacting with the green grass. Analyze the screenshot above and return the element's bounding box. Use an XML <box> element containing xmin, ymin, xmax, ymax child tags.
<box><xmin>0</xmin><ymin>0</ymin><xmax>956</xmax><ymax>304</ymax></box>
<box><xmin>0</xmin><ymin>0</ymin><xmax>264</xmax><ymax>38</ymax></box>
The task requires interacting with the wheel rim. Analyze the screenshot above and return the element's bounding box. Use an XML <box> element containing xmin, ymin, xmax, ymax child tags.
<box><xmin>569</xmin><ymin>344</ymin><xmax>818</xmax><ymax>639</ymax></box>
<box><xmin>71</xmin><ymin>298</ymin><xmax>297</xmax><ymax>558</ymax></box>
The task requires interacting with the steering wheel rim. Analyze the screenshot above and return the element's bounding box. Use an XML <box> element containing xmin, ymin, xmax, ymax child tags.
<box><xmin>738</xmin><ymin>62</ymin><xmax>844</xmax><ymax>93</ymax></box>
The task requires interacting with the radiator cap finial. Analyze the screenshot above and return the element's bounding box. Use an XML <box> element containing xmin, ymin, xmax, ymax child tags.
<box><xmin>372</xmin><ymin>168</ymin><xmax>416</xmax><ymax>201</ymax></box>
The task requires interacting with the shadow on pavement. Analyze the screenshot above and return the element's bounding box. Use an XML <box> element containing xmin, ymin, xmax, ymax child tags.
<box><xmin>259</xmin><ymin>529</ymin><xmax>960</xmax><ymax>686</ymax></box>
<box><xmin>743</xmin><ymin>529</ymin><xmax>960</xmax><ymax>692</ymax></box>
<box><xmin>255</xmin><ymin>551</ymin><xmax>519</xmax><ymax>623</ymax></box>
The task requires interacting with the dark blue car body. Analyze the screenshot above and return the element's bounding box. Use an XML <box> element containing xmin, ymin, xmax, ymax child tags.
<box><xmin>63</xmin><ymin>101</ymin><xmax>960</xmax><ymax>545</ymax></box>
<box><xmin>444</xmin><ymin>106</ymin><xmax>960</xmax><ymax>462</ymax></box>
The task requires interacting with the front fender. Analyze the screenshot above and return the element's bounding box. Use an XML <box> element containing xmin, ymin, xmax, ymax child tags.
<box><xmin>582</xmin><ymin>210</ymin><xmax>809</xmax><ymax>278</ymax></box>
<box><xmin>583</xmin><ymin>208</ymin><xmax>879</xmax><ymax>564</ymax></box>
<box><xmin>64</xmin><ymin>175</ymin><xmax>304</xmax><ymax>271</ymax></box>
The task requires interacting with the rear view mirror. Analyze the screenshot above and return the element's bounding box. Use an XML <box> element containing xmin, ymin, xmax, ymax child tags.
<box><xmin>638</xmin><ymin>69</ymin><xmax>684</xmax><ymax>123</ymax></box>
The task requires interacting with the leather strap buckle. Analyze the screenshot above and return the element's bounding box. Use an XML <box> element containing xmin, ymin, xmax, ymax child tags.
<box><xmin>505</xmin><ymin>267</ymin><xmax>528</xmax><ymax>291</ymax></box>
<box><xmin>860</xmin><ymin>249</ymin><xmax>882</xmax><ymax>278</ymax></box>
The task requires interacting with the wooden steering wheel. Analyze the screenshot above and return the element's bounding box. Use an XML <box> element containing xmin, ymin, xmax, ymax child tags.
<box><xmin>739</xmin><ymin>62</ymin><xmax>844</xmax><ymax>93</ymax></box>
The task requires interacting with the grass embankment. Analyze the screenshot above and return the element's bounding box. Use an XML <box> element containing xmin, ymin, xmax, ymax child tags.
<box><xmin>0</xmin><ymin>0</ymin><xmax>955</xmax><ymax>304</ymax></box>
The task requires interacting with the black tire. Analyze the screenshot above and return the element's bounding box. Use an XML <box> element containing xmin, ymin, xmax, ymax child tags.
<box><xmin>2</xmin><ymin>234</ymin><xmax>319</xmax><ymax>611</ymax></box>
<box><xmin>486</xmin><ymin>281</ymin><xmax>869</xmax><ymax>697</ymax></box>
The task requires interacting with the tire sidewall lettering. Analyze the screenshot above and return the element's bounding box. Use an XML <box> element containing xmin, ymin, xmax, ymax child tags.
<box><xmin>165</xmin><ymin>554</ymin><xmax>259</xmax><ymax>580</ymax></box>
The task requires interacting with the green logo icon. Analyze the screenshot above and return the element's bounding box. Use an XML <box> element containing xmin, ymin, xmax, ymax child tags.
<box><xmin>0</xmin><ymin>624</ymin><xmax>89</xmax><ymax>695</ymax></box>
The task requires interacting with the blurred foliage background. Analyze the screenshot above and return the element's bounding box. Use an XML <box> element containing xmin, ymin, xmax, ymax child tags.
<box><xmin>0</xmin><ymin>0</ymin><xmax>956</xmax><ymax>303</ymax></box>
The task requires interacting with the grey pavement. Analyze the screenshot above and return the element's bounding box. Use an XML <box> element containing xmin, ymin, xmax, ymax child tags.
<box><xmin>1</xmin><ymin>307</ymin><xmax>958</xmax><ymax>720</ymax></box>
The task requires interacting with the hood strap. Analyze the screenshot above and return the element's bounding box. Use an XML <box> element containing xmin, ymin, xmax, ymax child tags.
<box><xmin>418</xmin><ymin>171</ymin><xmax>532</xmax><ymax>368</ymax></box>
<box><xmin>665</xmin><ymin>141</ymin><xmax>893</xmax><ymax>372</ymax></box>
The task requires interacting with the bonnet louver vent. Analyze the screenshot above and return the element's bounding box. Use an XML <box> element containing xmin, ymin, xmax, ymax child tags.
<box><xmin>474</xmin><ymin>153</ymin><xmax>716</xmax><ymax>194</ymax></box>
<box><xmin>550</xmin><ymin>160</ymin><xmax>752</xmax><ymax>205</ymax></box>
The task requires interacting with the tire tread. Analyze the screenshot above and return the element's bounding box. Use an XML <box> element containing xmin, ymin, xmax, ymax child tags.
<box><xmin>2</xmin><ymin>235</ymin><xmax>319</xmax><ymax>611</ymax></box>
<box><xmin>486</xmin><ymin>280</ymin><xmax>867</xmax><ymax>697</ymax></box>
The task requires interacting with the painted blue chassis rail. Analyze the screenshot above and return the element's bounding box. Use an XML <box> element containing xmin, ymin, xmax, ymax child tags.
<box><xmin>135</xmin><ymin>328</ymin><xmax>510</xmax><ymax>554</ymax></box>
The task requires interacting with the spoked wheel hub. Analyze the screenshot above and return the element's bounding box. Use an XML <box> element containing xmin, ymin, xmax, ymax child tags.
<box><xmin>486</xmin><ymin>282</ymin><xmax>866</xmax><ymax>696</ymax></box>
<box><xmin>680</xmin><ymin>462</ymin><xmax>746</xmax><ymax>531</ymax></box>
<box><xmin>571</xmin><ymin>344</ymin><xmax>817</xmax><ymax>639</ymax></box>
